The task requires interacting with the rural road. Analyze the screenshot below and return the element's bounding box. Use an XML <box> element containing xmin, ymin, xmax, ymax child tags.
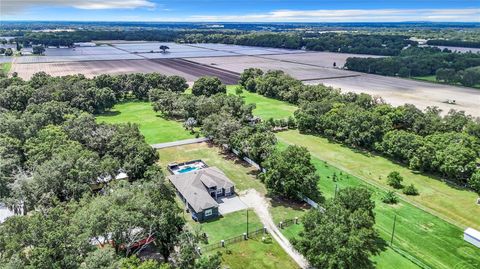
<box><xmin>151</xmin><ymin>137</ymin><xmax>210</xmax><ymax>149</ymax></box>
<box><xmin>239</xmin><ymin>189</ymin><xmax>310</xmax><ymax>269</ymax></box>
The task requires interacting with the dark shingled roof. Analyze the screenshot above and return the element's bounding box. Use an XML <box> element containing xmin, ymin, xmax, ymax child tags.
<box><xmin>168</xmin><ymin>167</ymin><xmax>234</xmax><ymax>213</ymax></box>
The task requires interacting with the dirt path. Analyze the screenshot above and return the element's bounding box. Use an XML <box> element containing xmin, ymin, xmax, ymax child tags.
<box><xmin>239</xmin><ymin>189</ymin><xmax>310</xmax><ymax>269</ymax></box>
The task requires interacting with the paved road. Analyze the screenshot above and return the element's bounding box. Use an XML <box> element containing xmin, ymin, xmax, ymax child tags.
<box><xmin>239</xmin><ymin>189</ymin><xmax>310</xmax><ymax>269</ymax></box>
<box><xmin>151</xmin><ymin>137</ymin><xmax>210</xmax><ymax>149</ymax></box>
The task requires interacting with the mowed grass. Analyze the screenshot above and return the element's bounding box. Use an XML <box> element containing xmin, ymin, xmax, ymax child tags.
<box><xmin>214</xmin><ymin>236</ymin><xmax>300</xmax><ymax>269</ymax></box>
<box><xmin>1</xmin><ymin>63</ymin><xmax>11</xmax><ymax>73</ymax></box>
<box><xmin>188</xmin><ymin>210</ymin><xmax>263</xmax><ymax>245</ymax></box>
<box><xmin>276</xmin><ymin>141</ymin><xmax>480</xmax><ymax>269</ymax></box>
<box><xmin>413</xmin><ymin>75</ymin><xmax>480</xmax><ymax>89</ymax></box>
<box><xmin>226</xmin><ymin>85</ymin><xmax>297</xmax><ymax>120</ymax></box>
<box><xmin>158</xmin><ymin>143</ymin><xmax>418</xmax><ymax>268</ymax></box>
<box><xmin>277</xmin><ymin>130</ymin><xmax>480</xmax><ymax>230</ymax></box>
<box><xmin>96</xmin><ymin>101</ymin><xmax>194</xmax><ymax>144</ymax></box>
<box><xmin>157</xmin><ymin>142</ymin><xmax>266</xmax><ymax>193</ymax></box>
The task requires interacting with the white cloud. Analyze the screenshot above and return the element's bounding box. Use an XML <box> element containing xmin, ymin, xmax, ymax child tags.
<box><xmin>1</xmin><ymin>0</ymin><xmax>156</xmax><ymax>14</ymax></box>
<box><xmin>188</xmin><ymin>9</ymin><xmax>480</xmax><ymax>22</ymax></box>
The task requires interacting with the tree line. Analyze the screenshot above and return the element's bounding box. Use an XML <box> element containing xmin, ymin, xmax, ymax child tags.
<box><xmin>345</xmin><ymin>46</ymin><xmax>480</xmax><ymax>87</ymax></box>
<box><xmin>239</xmin><ymin>68</ymin><xmax>480</xmax><ymax>194</ymax></box>
<box><xmin>12</xmin><ymin>29</ymin><xmax>414</xmax><ymax>56</ymax></box>
<box><xmin>427</xmin><ymin>39</ymin><xmax>480</xmax><ymax>49</ymax></box>
<box><xmin>0</xmin><ymin>73</ymin><xmax>222</xmax><ymax>269</ymax></box>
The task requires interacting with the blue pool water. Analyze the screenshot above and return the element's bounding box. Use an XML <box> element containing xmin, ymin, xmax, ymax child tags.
<box><xmin>177</xmin><ymin>166</ymin><xmax>198</xmax><ymax>174</ymax></box>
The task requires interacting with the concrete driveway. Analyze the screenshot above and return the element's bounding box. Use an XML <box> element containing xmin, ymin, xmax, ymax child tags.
<box><xmin>217</xmin><ymin>195</ymin><xmax>247</xmax><ymax>215</ymax></box>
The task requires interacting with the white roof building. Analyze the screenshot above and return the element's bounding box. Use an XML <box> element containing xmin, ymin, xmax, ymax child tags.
<box><xmin>464</xmin><ymin>227</ymin><xmax>480</xmax><ymax>248</ymax></box>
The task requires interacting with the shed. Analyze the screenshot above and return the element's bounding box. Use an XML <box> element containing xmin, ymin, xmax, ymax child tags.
<box><xmin>464</xmin><ymin>227</ymin><xmax>480</xmax><ymax>248</ymax></box>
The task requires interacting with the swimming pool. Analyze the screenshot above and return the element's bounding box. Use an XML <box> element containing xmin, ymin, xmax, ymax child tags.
<box><xmin>168</xmin><ymin>160</ymin><xmax>208</xmax><ymax>175</ymax></box>
<box><xmin>177</xmin><ymin>166</ymin><xmax>199</xmax><ymax>174</ymax></box>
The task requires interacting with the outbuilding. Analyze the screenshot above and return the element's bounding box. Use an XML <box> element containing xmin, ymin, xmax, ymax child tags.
<box><xmin>464</xmin><ymin>227</ymin><xmax>480</xmax><ymax>248</ymax></box>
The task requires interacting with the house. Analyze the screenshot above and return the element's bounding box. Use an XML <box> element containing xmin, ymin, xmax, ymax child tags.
<box><xmin>168</xmin><ymin>166</ymin><xmax>235</xmax><ymax>222</ymax></box>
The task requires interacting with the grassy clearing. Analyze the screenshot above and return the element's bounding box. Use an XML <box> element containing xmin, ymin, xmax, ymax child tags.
<box><xmin>189</xmin><ymin>210</ymin><xmax>263</xmax><ymax>245</ymax></box>
<box><xmin>276</xmin><ymin>140</ymin><xmax>480</xmax><ymax>269</ymax></box>
<box><xmin>1</xmin><ymin>63</ymin><xmax>11</xmax><ymax>74</ymax></box>
<box><xmin>277</xmin><ymin>130</ymin><xmax>480</xmax><ymax>230</ymax></box>
<box><xmin>96</xmin><ymin>101</ymin><xmax>194</xmax><ymax>144</ymax></box>
<box><xmin>157</xmin><ymin>142</ymin><xmax>266</xmax><ymax>193</ymax></box>
<box><xmin>226</xmin><ymin>86</ymin><xmax>297</xmax><ymax>120</ymax></box>
<box><xmin>213</xmin><ymin>236</ymin><xmax>300</xmax><ymax>269</ymax></box>
<box><xmin>413</xmin><ymin>75</ymin><xmax>480</xmax><ymax>89</ymax></box>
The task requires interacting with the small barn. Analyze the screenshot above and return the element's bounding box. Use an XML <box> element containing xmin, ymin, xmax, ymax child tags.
<box><xmin>464</xmin><ymin>227</ymin><xmax>480</xmax><ymax>248</ymax></box>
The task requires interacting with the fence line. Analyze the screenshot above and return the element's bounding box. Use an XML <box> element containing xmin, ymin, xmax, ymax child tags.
<box><xmin>200</xmin><ymin>227</ymin><xmax>266</xmax><ymax>253</ymax></box>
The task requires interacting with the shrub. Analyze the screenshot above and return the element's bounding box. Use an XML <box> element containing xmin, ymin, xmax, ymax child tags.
<box><xmin>403</xmin><ymin>184</ymin><xmax>419</xmax><ymax>195</ymax></box>
<box><xmin>468</xmin><ymin>170</ymin><xmax>480</xmax><ymax>195</ymax></box>
<box><xmin>387</xmin><ymin>171</ymin><xmax>403</xmax><ymax>189</ymax></box>
<box><xmin>382</xmin><ymin>191</ymin><xmax>398</xmax><ymax>204</ymax></box>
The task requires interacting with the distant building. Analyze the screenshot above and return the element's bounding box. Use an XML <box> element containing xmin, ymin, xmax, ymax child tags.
<box><xmin>168</xmin><ymin>166</ymin><xmax>235</xmax><ymax>222</ymax></box>
<box><xmin>0</xmin><ymin>203</ymin><xmax>15</xmax><ymax>223</ymax></box>
<box><xmin>73</xmin><ymin>42</ymin><xmax>96</xmax><ymax>47</ymax></box>
<box><xmin>464</xmin><ymin>228</ymin><xmax>480</xmax><ymax>248</ymax></box>
<box><xmin>91</xmin><ymin>171</ymin><xmax>129</xmax><ymax>191</ymax></box>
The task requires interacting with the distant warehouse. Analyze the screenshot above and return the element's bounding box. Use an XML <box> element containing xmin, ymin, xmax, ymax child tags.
<box><xmin>464</xmin><ymin>228</ymin><xmax>480</xmax><ymax>248</ymax></box>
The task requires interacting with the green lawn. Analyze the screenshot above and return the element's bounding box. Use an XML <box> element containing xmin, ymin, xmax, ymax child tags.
<box><xmin>213</xmin><ymin>236</ymin><xmax>300</xmax><ymax>269</ymax></box>
<box><xmin>96</xmin><ymin>101</ymin><xmax>195</xmax><ymax>144</ymax></box>
<box><xmin>277</xmin><ymin>130</ymin><xmax>480</xmax><ymax>231</ymax></box>
<box><xmin>1</xmin><ymin>63</ymin><xmax>11</xmax><ymax>74</ymax></box>
<box><xmin>413</xmin><ymin>75</ymin><xmax>480</xmax><ymax>89</ymax></box>
<box><xmin>188</xmin><ymin>210</ymin><xmax>263</xmax><ymax>245</ymax></box>
<box><xmin>157</xmin><ymin>142</ymin><xmax>267</xmax><ymax>193</ymax></box>
<box><xmin>226</xmin><ymin>86</ymin><xmax>298</xmax><ymax>120</ymax></box>
<box><xmin>276</xmin><ymin>141</ymin><xmax>480</xmax><ymax>269</ymax></box>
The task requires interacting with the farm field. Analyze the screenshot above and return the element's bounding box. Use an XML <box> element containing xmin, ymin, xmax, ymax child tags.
<box><xmin>157</xmin><ymin>143</ymin><xmax>431</xmax><ymax>269</ymax></box>
<box><xmin>96</xmin><ymin>101</ymin><xmax>194</xmax><ymax>144</ymax></box>
<box><xmin>306</xmin><ymin>73</ymin><xmax>480</xmax><ymax>117</ymax></box>
<box><xmin>275</xmin><ymin>141</ymin><xmax>480</xmax><ymax>269</ymax></box>
<box><xmin>11</xmin><ymin>59</ymin><xmax>197</xmax><ymax>80</ymax></box>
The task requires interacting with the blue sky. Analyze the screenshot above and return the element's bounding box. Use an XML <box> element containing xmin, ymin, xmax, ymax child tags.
<box><xmin>1</xmin><ymin>0</ymin><xmax>479</xmax><ymax>22</ymax></box>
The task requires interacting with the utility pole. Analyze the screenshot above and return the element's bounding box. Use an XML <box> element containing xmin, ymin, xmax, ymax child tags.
<box><xmin>390</xmin><ymin>214</ymin><xmax>397</xmax><ymax>246</ymax></box>
<box><xmin>334</xmin><ymin>184</ymin><xmax>338</xmax><ymax>199</ymax></box>
<box><xmin>246</xmin><ymin>209</ymin><xmax>249</xmax><ymax>235</ymax></box>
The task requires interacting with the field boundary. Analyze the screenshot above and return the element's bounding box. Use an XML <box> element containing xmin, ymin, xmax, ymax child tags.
<box><xmin>151</xmin><ymin>137</ymin><xmax>210</xmax><ymax>149</ymax></box>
